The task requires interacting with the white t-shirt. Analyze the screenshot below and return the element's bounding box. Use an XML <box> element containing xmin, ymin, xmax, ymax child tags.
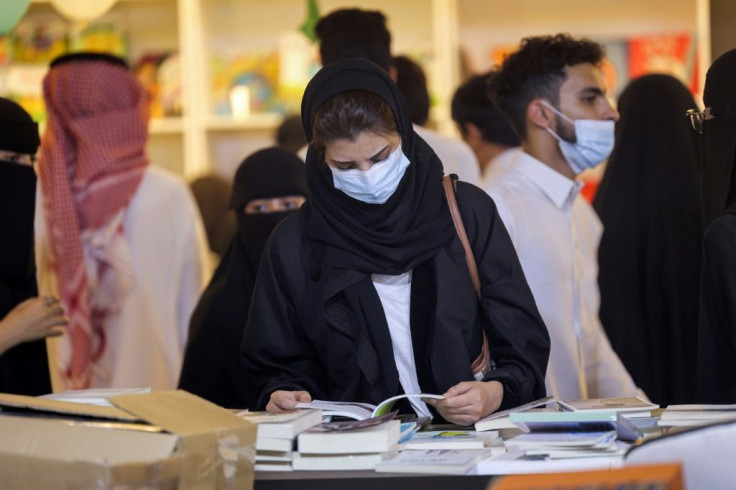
<box><xmin>371</xmin><ymin>270</ymin><xmax>432</xmax><ymax>418</ymax></box>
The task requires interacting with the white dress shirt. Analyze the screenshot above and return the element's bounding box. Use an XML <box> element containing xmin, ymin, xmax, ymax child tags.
<box><xmin>413</xmin><ymin>124</ymin><xmax>481</xmax><ymax>186</ymax></box>
<box><xmin>481</xmin><ymin>147</ymin><xmax>520</xmax><ymax>189</ymax></box>
<box><xmin>371</xmin><ymin>270</ymin><xmax>432</xmax><ymax>417</ymax></box>
<box><xmin>486</xmin><ymin>151</ymin><xmax>638</xmax><ymax>400</ymax></box>
<box><xmin>36</xmin><ymin>166</ymin><xmax>212</xmax><ymax>391</ymax></box>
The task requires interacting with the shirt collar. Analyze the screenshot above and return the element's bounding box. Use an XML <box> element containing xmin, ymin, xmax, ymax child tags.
<box><xmin>515</xmin><ymin>151</ymin><xmax>583</xmax><ymax>210</ymax></box>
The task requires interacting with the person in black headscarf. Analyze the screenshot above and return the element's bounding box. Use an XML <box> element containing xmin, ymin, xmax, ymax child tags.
<box><xmin>241</xmin><ymin>58</ymin><xmax>549</xmax><ymax>425</ymax></box>
<box><xmin>0</xmin><ymin>97</ymin><xmax>68</xmax><ymax>395</ymax></box>
<box><xmin>593</xmin><ymin>75</ymin><xmax>703</xmax><ymax>406</ymax></box>
<box><xmin>696</xmin><ymin>49</ymin><xmax>736</xmax><ymax>403</ymax></box>
<box><xmin>179</xmin><ymin>147</ymin><xmax>307</xmax><ymax>408</ymax></box>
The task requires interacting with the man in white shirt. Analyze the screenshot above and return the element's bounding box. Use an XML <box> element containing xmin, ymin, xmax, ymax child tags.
<box><xmin>451</xmin><ymin>72</ymin><xmax>521</xmax><ymax>186</ymax></box>
<box><xmin>486</xmin><ymin>34</ymin><xmax>639</xmax><ymax>400</ymax></box>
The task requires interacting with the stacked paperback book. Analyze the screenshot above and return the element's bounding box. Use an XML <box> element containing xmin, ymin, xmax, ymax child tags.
<box><xmin>294</xmin><ymin>417</ymin><xmax>403</xmax><ymax>470</ymax></box>
<box><xmin>237</xmin><ymin>409</ymin><xmax>322</xmax><ymax>471</ymax></box>
<box><xmin>658</xmin><ymin>404</ymin><xmax>736</xmax><ymax>427</ymax></box>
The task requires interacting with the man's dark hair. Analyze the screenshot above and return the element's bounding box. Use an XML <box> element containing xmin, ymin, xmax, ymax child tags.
<box><xmin>315</xmin><ymin>9</ymin><xmax>392</xmax><ymax>71</ymax></box>
<box><xmin>276</xmin><ymin>114</ymin><xmax>308</xmax><ymax>154</ymax></box>
<box><xmin>488</xmin><ymin>34</ymin><xmax>604</xmax><ymax>140</ymax></box>
<box><xmin>452</xmin><ymin>73</ymin><xmax>519</xmax><ymax>147</ymax></box>
<box><xmin>393</xmin><ymin>55</ymin><xmax>430</xmax><ymax>126</ymax></box>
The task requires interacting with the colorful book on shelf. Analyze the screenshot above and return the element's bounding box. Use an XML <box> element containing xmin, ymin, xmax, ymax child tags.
<box><xmin>235</xmin><ymin>409</ymin><xmax>322</xmax><ymax>439</ymax></box>
<box><xmin>400</xmin><ymin>430</ymin><xmax>499</xmax><ymax>450</ymax></box>
<box><xmin>474</xmin><ymin>396</ymin><xmax>555</xmax><ymax>432</ymax></box>
<box><xmin>375</xmin><ymin>448</ymin><xmax>492</xmax><ymax>475</ymax></box>
<box><xmin>558</xmin><ymin>396</ymin><xmax>658</xmax><ymax>417</ymax></box>
<box><xmin>295</xmin><ymin>393</ymin><xmax>444</xmax><ymax>420</ymax></box>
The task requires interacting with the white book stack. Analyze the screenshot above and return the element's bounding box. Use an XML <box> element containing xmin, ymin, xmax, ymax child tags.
<box><xmin>504</xmin><ymin>430</ymin><xmax>621</xmax><ymax>460</ymax></box>
<box><xmin>658</xmin><ymin>404</ymin><xmax>736</xmax><ymax>427</ymax></box>
<box><xmin>399</xmin><ymin>430</ymin><xmax>500</xmax><ymax>450</ymax></box>
<box><xmin>236</xmin><ymin>409</ymin><xmax>322</xmax><ymax>471</ymax></box>
<box><xmin>375</xmin><ymin>448</ymin><xmax>493</xmax><ymax>475</ymax></box>
<box><xmin>294</xmin><ymin>419</ymin><xmax>401</xmax><ymax>470</ymax></box>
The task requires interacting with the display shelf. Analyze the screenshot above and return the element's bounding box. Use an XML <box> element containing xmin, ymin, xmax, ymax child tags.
<box><xmin>16</xmin><ymin>0</ymin><xmax>710</xmax><ymax>179</ymax></box>
<box><xmin>205</xmin><ymin>113</ymin><xmax>284</xmax><ymax>132</ymax></box>
<box><xmin>149</xmin><ymin>117</ymin><xmax>184</xmax><ymax>134</ymax></box>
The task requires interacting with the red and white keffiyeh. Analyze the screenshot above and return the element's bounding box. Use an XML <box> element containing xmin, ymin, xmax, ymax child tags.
<box><xmin>38</xmin><ymin>59</ymin><xmax>150</xmax><ymax>389</ymax></box>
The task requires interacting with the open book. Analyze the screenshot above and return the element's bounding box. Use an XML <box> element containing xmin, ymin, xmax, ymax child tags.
<box><xmin>296</xmin><ymin>393</ymin><xmax>444</xmax><ymax>420</ymax></box>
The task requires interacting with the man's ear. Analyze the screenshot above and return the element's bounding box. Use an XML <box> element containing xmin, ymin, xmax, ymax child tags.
<box><xmin>463</xmin><ymin>122</ymin><xmax>482</xmax><ymax>146</ymax></box>
<box><xmin>527</xmin><ymin>99</ymin><xmax>555</xmax><ymax>131</ymax></box>
<box><xmin>388</xmin><ymin>65</ymin><xmax>398</xmax><ymax>82</ymax></box>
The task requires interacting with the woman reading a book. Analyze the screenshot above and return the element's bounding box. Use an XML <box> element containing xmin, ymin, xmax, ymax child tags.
<box><xmin>241</xmin><ymin>58</ymin><xmax>550</xmax><ymax>425</ymax></box>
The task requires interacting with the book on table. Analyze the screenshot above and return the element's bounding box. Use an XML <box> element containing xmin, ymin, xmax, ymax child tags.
<box><xmin>509</xmin><ymin>410</ymin><xmax>643</xmax><ymax>442</ymax></box>
<box><xmin>292</xmin><ymin>451</ymin><xmax>396</xmax><ymax>471</ymax></box>
<box><xmin>236</xmin><ymin>409</ymin><xmax>322</xmax><ymax>439</ymax></box>
<box><xmin>375</xmin><ymin>448</ymin><xmax>492</xmax><ymax>475</ymax></box>
<box><xmin>474</xmin><ymin>396</ymin><xmax>555</xmax><ymax>432</ymax></box>
<box><xmin>295</xmin><ymin>393</ymin><xmax>444</xmax><ymax>420</ymax></box>
<box><xmin>400</xmin><ymin>430</ymin><xmax>500</xmax><ymax>450</ymax></box>
<box><xmin>297</xmin><ymin>418</ymin><xmax>401</xmax><ymax>455</ymax></box>
<box><xmin>658</xmin><ymin>404</ymin><xmax>736</xmax><ymax>427</ymax></box>
<box><xmin>558</xmin><ymin>397</ymin><xmax>658</xmax><ymax>417</ymax></box>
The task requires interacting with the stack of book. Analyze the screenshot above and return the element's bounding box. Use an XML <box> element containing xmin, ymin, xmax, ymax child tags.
<box><xmin>557</xmin><ymin>397</ymin><xmax>658</xmax><ymax>418</ymax></box>
<box><xmin>502</xmin><ymin>410</ymin><xmax>642</xmax><ymax>461</ymax></box>
<box><xmin>293</xmin><ymin>418</ymin><xmax>402</xmax><ymax>470</ymax></box>
<box><xmin>375</xmin><ymin>448</ymin><xmax>493</xmax><ymax>475</ymax></box>
<box><xmin>658</xmin><ymin>404</ymin><xmax>736</xmax><ymax>427</ymax></box>
<box><xmin>237</xmin><ymin>409</ymin><xmax>322</xmax><ymax>471</ymax></box>
<box><xmin>504</xmin><ymin>430</ymin><xmax>621</xmax><ymax>460</ymax></box>
<box><xmin>399</xmin><ymin>429</ymin><xmax>503</xmax><ymax>454</ymax></box>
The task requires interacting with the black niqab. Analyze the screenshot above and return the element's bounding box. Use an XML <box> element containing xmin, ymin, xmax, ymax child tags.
<box><xmin>696</xmin><ymin>49</ymin><xmax>736</xmax><ymax>403</ymax></box>
<box><xmin>0</xmin><ymin>96</ymin><xmax>50</xmax><ymax>396</ymax></box>
<box><xmin>178</xmin><ymin>147</ymin><xmax>307</xmax><ymax>408</ymax></box>
<box><xmin>701</xmin><ymin>49</ymin><xmax>736</xmax><ymax>225</ymax></box>
<box><xmin>594</xmin><ymin>74</ymin><xmax>702</xmax><ymax>405</ymax></box>
<box><xmin>0</xmin><ymin>162</ymin><xmax>52</xmax><ymax>395</ymax></box>
<box><xmin>300</xmin><ymin>58</ymin><xmax>455</xmax><ymax>275</ymax></box>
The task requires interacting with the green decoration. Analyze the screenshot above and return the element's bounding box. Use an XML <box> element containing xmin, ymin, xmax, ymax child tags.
<box><xmin>299</xmin><ymin>0</ymin><xmax>320</xmax><ymax>43</ymax></box>
<box><xmin>0</xmin><ymin>0</ymin><xmax>31</xmax><ymax>35</ymax></box>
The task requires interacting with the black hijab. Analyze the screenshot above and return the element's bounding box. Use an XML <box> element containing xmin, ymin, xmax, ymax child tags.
<box><xmin>696</xmin><ymin>49</ymin><xmax>736</xmax><ymax>403</ymax></box>
<box><xmin>0</xmin><ymin>98</ymin><xmax>51</xmax><ymax>396</ymax></box>
<box><xmin>701</xmin><ymin>49</ymin><xmax>736</xmax><ymax>226</ymax></box>
<box><xmin>594</xmin><ymin>74</ymin><xmax>702</xmax><ymax>405</ymax></box>
<box><xmin>179</xmin><ymin>147</ymin><xmax>307</xmax><ymax>408</ymax></box>
<box><xmin>300</xmin><ymin>58</ymin><xmax>455</xmax><ymax>275</ymax></box>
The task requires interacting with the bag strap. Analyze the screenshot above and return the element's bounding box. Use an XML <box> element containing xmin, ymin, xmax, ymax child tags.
<box><xmin>443</xmin><ymin>175</ymin><xmax>481</xmax><ymax>299</ymax></box>
<box><xmin>442</xmin><ymin>175</ymin><xmax>491</xmax><ymax>380</ymax></box>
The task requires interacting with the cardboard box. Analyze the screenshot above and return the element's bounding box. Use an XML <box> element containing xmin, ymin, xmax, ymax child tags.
<box><xmin>0</xmin><ymin>390</ymin><xmax>256</xmax><ymax>489</ymax></box>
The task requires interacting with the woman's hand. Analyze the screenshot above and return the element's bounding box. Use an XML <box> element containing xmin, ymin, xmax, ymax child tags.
<box><xmin>266</xmin><ymin>390</ymin><xmax>312</xmax><ymax>412</ymax></box>
<box><xmin>427</xmin><ymin>380</ymin><xmax>503</xmax><ymax>426</ymax></box>
<box><xmin>0</xmin><ymin>296</ymin><xmax>68</xmax><ymax>356</ymax></box>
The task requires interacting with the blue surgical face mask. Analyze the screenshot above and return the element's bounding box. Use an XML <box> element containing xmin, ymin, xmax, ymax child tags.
<box><xmin>329</xmin><ymin>144</ymin><xmax>410</xmax><ymax>204</ymax></box>
<box><xmin>542</xmin><ymin>101</ymin><xmax>615</xmax><ymax>174</ymax></box>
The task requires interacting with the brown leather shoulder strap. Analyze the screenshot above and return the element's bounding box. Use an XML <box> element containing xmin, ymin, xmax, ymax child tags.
<box><xmin>443</xmin><ymin>175</ymin><xmax>481</xmax><ymax>299</ymax></box>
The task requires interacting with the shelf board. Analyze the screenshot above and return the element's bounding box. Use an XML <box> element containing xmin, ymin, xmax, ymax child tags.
<box><xmin>149</xmin><ymin>117</ymin><xmax>183</xmax><ymax>134</ymax></box>
<box><xmin>205</xmin><ymin>113</ymin><xmax>284</xmax><ymax>131</ymax></box>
